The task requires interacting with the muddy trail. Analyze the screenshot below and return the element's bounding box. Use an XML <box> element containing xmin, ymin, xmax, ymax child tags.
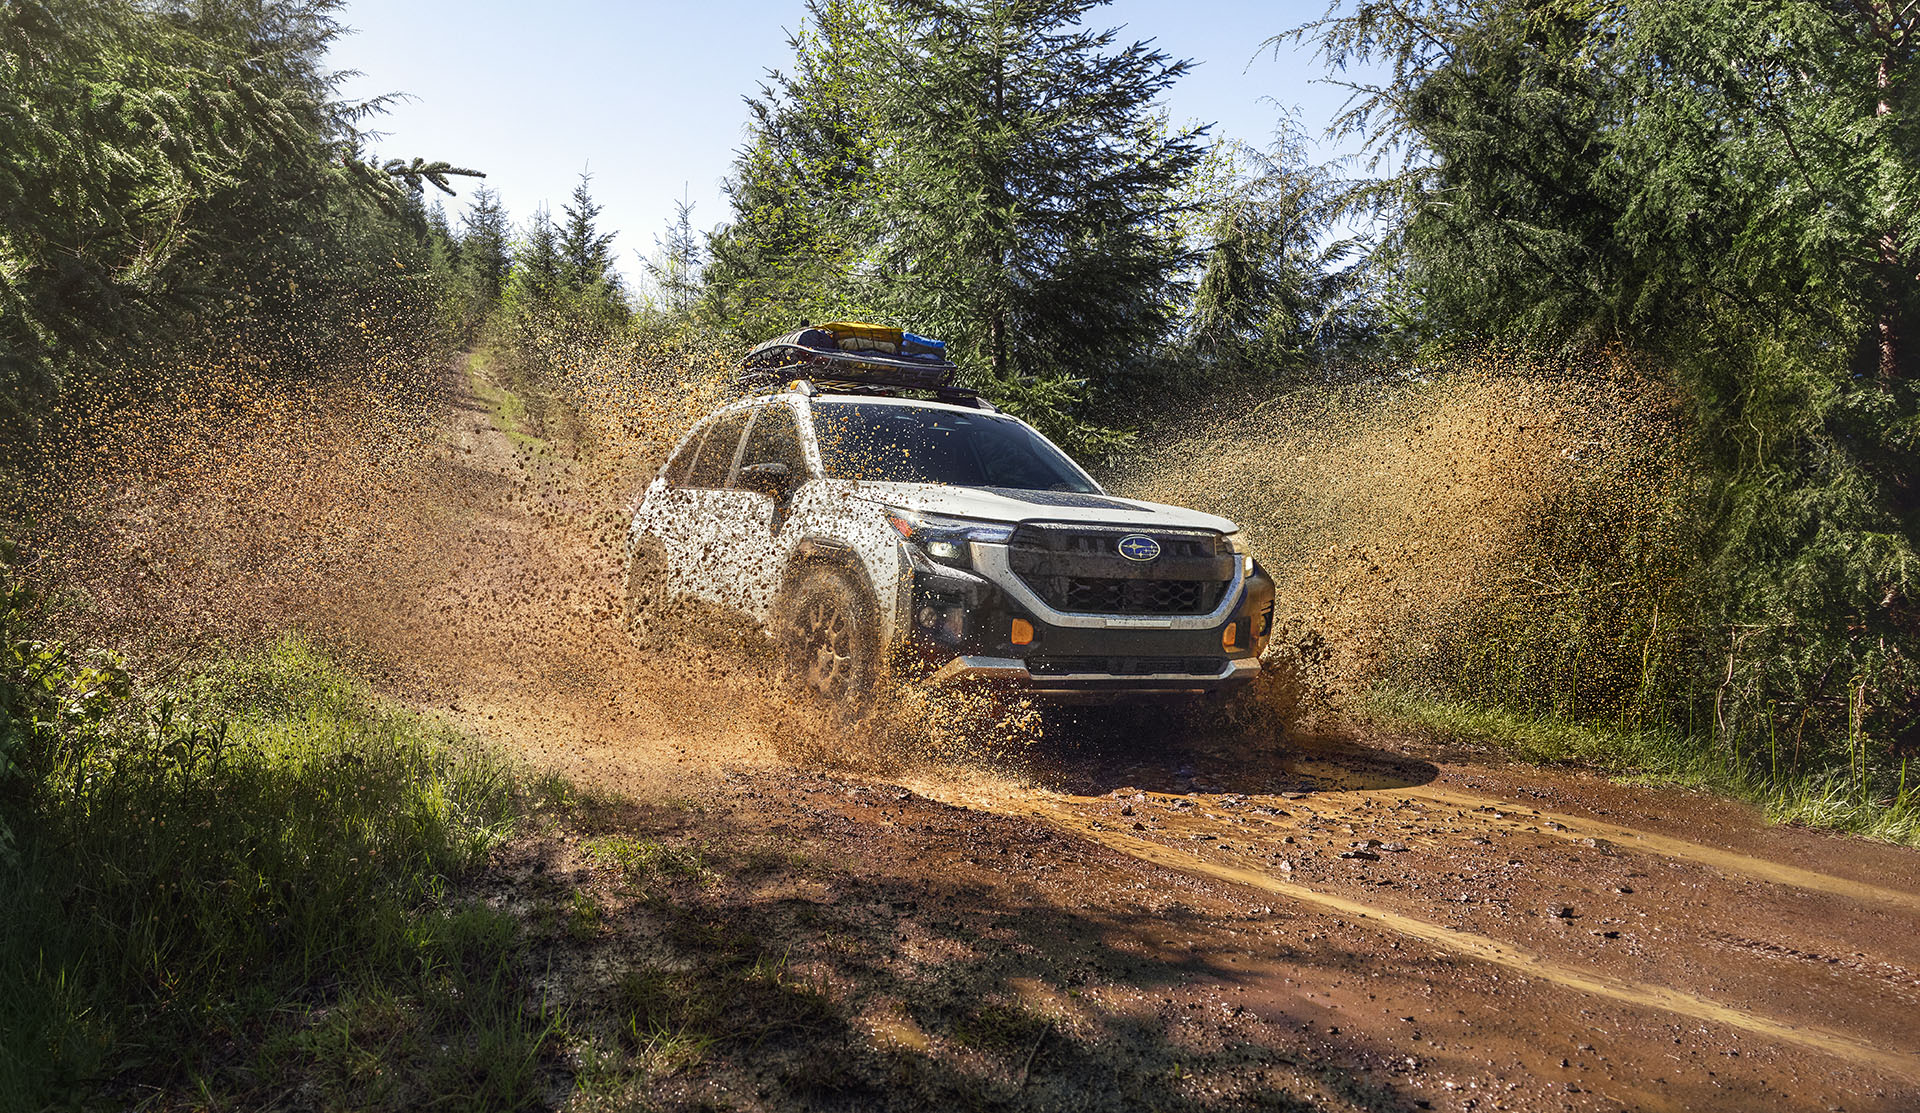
<box><xmin>40</xmin><ymin>357</ymin><xmax>1920</xmax><ymax>1111</ymax></box>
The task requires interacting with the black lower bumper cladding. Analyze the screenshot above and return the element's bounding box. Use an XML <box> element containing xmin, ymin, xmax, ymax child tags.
<box><xmin>901</xmin><ymin>557</ymin><xmax>1275</xmax><ymax>696</ymax></box>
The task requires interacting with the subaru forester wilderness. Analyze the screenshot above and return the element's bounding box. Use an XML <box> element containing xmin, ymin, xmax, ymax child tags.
<box><xmin>623</xmin><ymin>323</ymin><xmax>1275</xmax><ymax>711</ymax></box>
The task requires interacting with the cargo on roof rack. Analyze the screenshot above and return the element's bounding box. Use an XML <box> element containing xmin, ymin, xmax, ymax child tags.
<box><xmin>739</xmin><ymin>324</ymin><xmax>962</xmax><ymax>394</ymax></box>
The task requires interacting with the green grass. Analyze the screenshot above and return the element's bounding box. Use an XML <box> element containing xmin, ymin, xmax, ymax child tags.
<box><xmin>466</xmin><ymin>351</ymin><xmax>551</xmax><ymax>454</ymax></box>
<box><xmin>1368</xmin><ymin>688</ymin><xmax>1920</xmax><ymax>845</ymax></box>
<box><xmin>586</xmin><ymin>834</ymin><xmax>706</xmax><ymax>889</ymax></box>
<box><xmin>0</xmin><ymin>633</ymin><xmax>555</xmax><ymax>1110</ymax></box>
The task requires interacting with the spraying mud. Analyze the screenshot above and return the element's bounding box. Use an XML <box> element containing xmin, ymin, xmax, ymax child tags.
<box><xmin>16</xmin><ymin>348</ymin><xmax>1919</xmax><ymax>1110</ymax></box>
<box><xmin>1114</xmin><ymin>361</ymin><xmax>1692</xmax><ymax>715</ymax></box>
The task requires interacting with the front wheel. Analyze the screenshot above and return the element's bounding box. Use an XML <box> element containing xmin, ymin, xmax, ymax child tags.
<box><xmin>775</xmin><ymin>565</ymin><xmax>883</xmax><ymax>720</ymax></box>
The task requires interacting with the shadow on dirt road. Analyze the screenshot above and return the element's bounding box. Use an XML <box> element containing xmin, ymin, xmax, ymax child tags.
<box><xmin>1016</xmin><ymin>716</ymin><xmax>1442</xmax><ymax>799</ymax></box>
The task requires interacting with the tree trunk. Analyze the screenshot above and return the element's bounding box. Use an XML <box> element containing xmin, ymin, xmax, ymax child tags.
<box><xmin>989</xmin><ymin>27</ymin><xmax>1008</xmax><ymax>379</ymax></box>
<box><xmin>1877</xmin><ymin>51</ymin><xmax>1901</xmax><ymax>385</ymax></box>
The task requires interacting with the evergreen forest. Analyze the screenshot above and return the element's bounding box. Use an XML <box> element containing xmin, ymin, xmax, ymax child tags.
<box><xmin>18</xmin><ymin>0</ymin><xmax>1906</xmax><ymax>794</ymax></box>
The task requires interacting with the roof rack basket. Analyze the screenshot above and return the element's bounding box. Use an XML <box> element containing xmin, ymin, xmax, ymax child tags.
<box><xmin>738</xmin><ymin>328</ymin><xmax>984</xmax><ymax>405</ymax></box>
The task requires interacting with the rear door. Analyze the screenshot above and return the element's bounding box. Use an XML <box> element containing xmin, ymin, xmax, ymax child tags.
<box><xmin>671</xmin><ymin>407</ymin><xmax>752</xmax><ymax>606</ymax></box>
<box><xmin>634</xmin><ymin>417</ymin><xmax>709</xmax><ymax>581</ymax></box>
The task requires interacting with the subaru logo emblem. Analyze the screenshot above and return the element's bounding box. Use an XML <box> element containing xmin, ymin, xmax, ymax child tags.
<box><xmin>1117</xmin><ymin>534</ymin><xmax>1161</xmax><ymax>562</ymax></box>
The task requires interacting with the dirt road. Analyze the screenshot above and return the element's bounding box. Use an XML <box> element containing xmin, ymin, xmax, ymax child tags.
<box><xmin>126</xmin><ymin>360</ymin><xmax>1915</xmax><ymax>1110</ymax></box>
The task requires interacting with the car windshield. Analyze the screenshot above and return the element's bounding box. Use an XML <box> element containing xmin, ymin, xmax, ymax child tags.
<box><xmin>811</xmin><ymin>402</ymin><xmax>1099</xmax><ymax>493</ymax></box>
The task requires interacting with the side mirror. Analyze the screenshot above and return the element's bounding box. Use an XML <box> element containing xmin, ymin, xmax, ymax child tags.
<box><xmin>737</xmin><ymin>461</ymin><xmax>793</xmax><ymax>498</ymax></box>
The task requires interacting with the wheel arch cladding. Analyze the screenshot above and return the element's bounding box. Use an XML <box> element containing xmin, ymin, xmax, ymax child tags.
<box><xmin>781</xmin><ymin>535</ymin><xmax>905</xmax><ymax>649</ymax></box>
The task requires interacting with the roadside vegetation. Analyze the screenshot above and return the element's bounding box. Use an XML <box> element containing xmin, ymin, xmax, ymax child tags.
<box><xmin>0</xmin><ymin>559</ymin><xmax>556</xmax><ymax>1108</ymax></box>
<box><xmin>1278</xmin><ymin>1</ymin><xmax>1919</xmax><ymax>840</ymax></box>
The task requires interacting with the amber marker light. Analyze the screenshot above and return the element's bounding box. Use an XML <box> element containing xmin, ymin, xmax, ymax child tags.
<box><xmin>1011</xmin><ymin>619</ymin><xmax>1035</xmax><ymax>645</ymax></box>
<box><xmin>1222</xmin><ymin>623</ymin><xmax>1238</xmax><ymax>650</ymax></box>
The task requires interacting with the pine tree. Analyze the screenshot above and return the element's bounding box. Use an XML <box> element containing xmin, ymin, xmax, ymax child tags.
<box><xmin>709</xmin><ymin>0</ymin><xmax>1204</xmax><ymax>441</ymax></box>
<box><xmin>426</xmin><ymin>200</ymin><xmax>460</xmax><ymax>279</ymax></box>
<box><xmin>859</xmin><ymin>0</ymin><xmax>1205</xmax><ymax>398</ymax></box>
<box><xmin>555</xmin><ymin>172</ymin><xmax>627</xmax><ymax>324</ymax></box>
<box><xmin>644</xmin><ymin>193</ymin><xmax>704</xmax><ymax>317</ymax></box>
<box><xmin>1188</xmin><ymin>129</ymin><xmax>1367</xmax><ymax>377</ymax></box>
<box><xmin>0</xmin><ymin>0</ymin><xmax>481</xmax><ymax>436</ymax></box>
<box><xmin>506</xmin><ymin>205</ymin><xmax>562</xmax><ymax>311</ymax></box>
<box><xmin>558</xmin><ymin>173</ymin><xmax>618</xmax><ymax>293</ymax></box>
<box><xmin>458</xmin><ymin>186</ymin><xmax>512</xmax><ymax>309</ymax></box>
<box><xmin>703</xmin><ymin>0</ymin><xmax>878</xmax><ymax>338</ymax></box>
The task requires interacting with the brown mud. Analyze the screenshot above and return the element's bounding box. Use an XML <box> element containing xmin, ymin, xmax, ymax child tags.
<box><xmin>27</xmin><ymin>356</ymin><xmax>1920</xmax><ymax>1111</ymax></box>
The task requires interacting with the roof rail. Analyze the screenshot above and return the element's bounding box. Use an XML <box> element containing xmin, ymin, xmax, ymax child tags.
<box><xmin>765</xmin><ymin>377</ymin><xmax>996</xmax><ymax>412</ymax></box>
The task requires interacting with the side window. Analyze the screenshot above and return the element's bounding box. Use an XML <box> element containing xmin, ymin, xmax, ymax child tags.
<box><xmin>683</xmin><ymin>410</ymin><xmax>751</xmax><ymax>489</ymax></box>
<box><xmin>735</xmin><ymin>405</ymin><xmax>808</xmax><ymax>482</ymax></box>
<box><xmin>665</xmin><ymin>425</ymin><xmax>707</xmax><ymax>487</ymax></box>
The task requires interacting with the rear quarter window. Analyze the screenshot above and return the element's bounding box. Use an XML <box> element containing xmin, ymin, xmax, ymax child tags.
<box><xmin>737</xmin><ymin>404</ymin><xmax>810</xmax><ymax>480</ymax></box>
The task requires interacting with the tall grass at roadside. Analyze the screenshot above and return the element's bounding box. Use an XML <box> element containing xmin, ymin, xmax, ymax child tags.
<box><xmin>0</xmin><ymin>573</ymin><xmax>557</xmax><ymax>1108</ymax></box>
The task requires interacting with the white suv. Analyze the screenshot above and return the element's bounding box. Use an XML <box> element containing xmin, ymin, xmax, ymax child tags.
<box><xmin>623</xmin><ymin>329</ymin><xmax>1275</xmax><ymax>709</ymax></box>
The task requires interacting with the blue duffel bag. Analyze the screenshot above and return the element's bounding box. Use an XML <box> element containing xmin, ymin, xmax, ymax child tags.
<box><xmin>901</xmin><ymin>332</ymin><xmax>946</xmax><ymax>360</ymax></box>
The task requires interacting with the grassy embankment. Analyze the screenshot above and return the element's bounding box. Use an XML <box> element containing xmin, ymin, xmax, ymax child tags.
<box><xmin>0</xmin><ymin>609</ymin><xmax>853</xmax><ymax>1108</ymax></box>
<box><xmin>0</xmin><ymin>569</ymin><xmax>568</xmax><ymax>1109</ymax></box>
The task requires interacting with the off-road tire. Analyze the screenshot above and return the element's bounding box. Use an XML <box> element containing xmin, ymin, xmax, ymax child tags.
<box><xmin>776</xmin><ymin>565</ymin><xmax>883</xmax><ymax>721</ymax></box>
<box><xmin>622</xmin><ymin>541</ymin><xmax>673</xmax><ymax>652</ymax></box>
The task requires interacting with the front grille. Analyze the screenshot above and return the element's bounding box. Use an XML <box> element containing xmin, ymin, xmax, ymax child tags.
<box><xmin>1036</xmin><ymin>532</ymin><xmax>1221</xmax><ymax>559</ymax></box>
<box><xmin>1007</xmin><ymin>524</ymin><xmax>1233</xmax><ymax>616</ymax></box>
<box><xmin>1028</xmin><ymin>656</ymin><xmax>1225</xmax><ymax>677</ymax></box>
<box><xmin>1057</xmin><ymin>577</ymin><xmax>1218</xmax><ymax>614</ymax></box>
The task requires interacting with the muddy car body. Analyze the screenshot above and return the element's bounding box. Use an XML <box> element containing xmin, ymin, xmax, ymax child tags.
<box><xmin>624</xmin><ymin>338</ymin><xmax>1274</xmax><ymax>706</ymax></box>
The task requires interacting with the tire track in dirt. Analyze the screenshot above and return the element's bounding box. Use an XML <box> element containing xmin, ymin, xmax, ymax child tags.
<box><xmin>1102</xmin><ymin>779</ymin><xmax>1920</xmax><ymax>917</ymax></box>
<box><xmin>1287</xmin><ymin>772</ymin><xmax>1920</xmax><ymax>916</ymax></box>
<box><xmin>1033</xmin><ymin>809</ymin><xmax>1920</xmax><ymax>1082</ymax></box>
<box><xmin>903</xmin><ymin>777</ymin><xmax>1920</xmax><ymax>1087</ymax></box>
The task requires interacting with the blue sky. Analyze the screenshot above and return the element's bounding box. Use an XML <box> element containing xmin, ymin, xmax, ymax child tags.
<box><xmin>328</xmin><ymin>1</ymin><xmax>1368</xmax><ymax>284</ymax></box>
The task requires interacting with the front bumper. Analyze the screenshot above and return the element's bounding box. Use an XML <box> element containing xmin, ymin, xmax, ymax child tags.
<box><xmin>900</xmin><ymin>543</ymin><xmax>1275</xmax><ymax>698</ymax></box>
<box><xmin>929</xmin><ymin>654</ymin><xmax>1261</xmax><ymax>696</ymax></box>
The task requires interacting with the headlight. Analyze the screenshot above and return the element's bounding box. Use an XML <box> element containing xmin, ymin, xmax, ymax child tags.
<box><xmin>1223</xmin><ymin>529</ymin><xmax>1256</xmax><ymax>575</ymax></box>
<box><xmin>884</xmin><ymin>507</ymin><xmax>1015</xmax><ymax>567</ymax></box>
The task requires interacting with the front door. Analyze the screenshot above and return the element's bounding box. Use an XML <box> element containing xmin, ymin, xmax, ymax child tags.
<box><xmin>722</xmin><ymin>403</ymin><xmax>810</xmax><ymax>622</ymax></box>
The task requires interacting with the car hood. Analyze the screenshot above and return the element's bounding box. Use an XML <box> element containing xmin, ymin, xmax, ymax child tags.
<box><xmin>845</xmin><ymin>480</ymin><xmax>1239</xmax><ymax>534</ymax></box>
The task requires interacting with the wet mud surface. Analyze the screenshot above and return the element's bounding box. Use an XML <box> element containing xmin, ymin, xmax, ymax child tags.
<box><xmin>35</xmin><ymin>359</ymin><xmax>1920</xmax><ymax>1110</ymax></box>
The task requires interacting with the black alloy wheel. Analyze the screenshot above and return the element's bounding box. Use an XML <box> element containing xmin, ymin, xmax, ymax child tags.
<box><xmin>779</xmin><ymin>566</ymin><xmax>880</xmax><ymax>716</ymax></box>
